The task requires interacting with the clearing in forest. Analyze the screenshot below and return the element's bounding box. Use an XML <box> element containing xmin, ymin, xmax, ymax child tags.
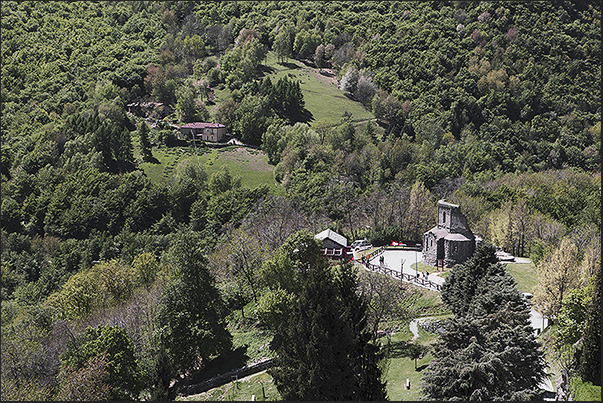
<box><xmin>213</xmin><ymin>51</ymin><xmax>377</xmax><ymax>128</ymax></box>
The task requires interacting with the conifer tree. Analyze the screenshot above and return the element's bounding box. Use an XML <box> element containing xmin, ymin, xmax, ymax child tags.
<box><xmin>138</xmin><ymin>121</ymin><xmax>153</xmax><ymax>162</ymax></box>
<box><xmin>156</xmin><ymin>231</ymin><xmax>233</xmax><ymax>373</ymax></box>
<box><xmin>578</xmin><ymin>265</ymin><xmax>601</xmax><ymax>385</ymax></box>
<box><xmin>334</xmin><ymin>264</ymin><xmax>388</xmax><ymax>400</ymax></box>
<box><xmin>422</xmin><ymin>243</ymin><xmax>546</xmax><ymax>400</ymax></box>
<box><xmin>440</xmin><ymin>243</ymin><xmax>501</xmax><ymax>317</ymax></box>
<box><xmin>268</xmin><ymin>232</ymin><xmax>387</xmax><ymax>400</ymax></box>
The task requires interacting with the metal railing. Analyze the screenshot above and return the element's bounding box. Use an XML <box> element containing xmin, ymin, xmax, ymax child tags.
<box><xmin>364</xmin><ymin>261</ymin><xmax>441</xmax><ymax>292</ymax></box>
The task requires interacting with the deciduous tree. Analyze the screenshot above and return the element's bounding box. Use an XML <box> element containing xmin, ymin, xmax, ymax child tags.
<box><xmin>55</xmin><ymin>352</ymin><xmax>111</xmax><ymax>401</ymax></box>
<box><xmin>59</xmin><ymin>325</ymin><xmax>139</xmax><ymax>400</ymax></box>
<box><xmin>357</xmin><ymin>268</ymin><xmax>416</xmax><ymax>340</ymax></box>
<box><xmin>274</xmin><ymin>25</ymin><xmax>293</xmax><ymax>63</ymax></box>
<box><xmin>407</xmin><ymin>181</ymin><xmax>434</xmax><ymax>242</ymax></box>
<box><xmin>533</xmin><ymin>238</ymin><xmax>581</xmax><ymax>321</ymax></box>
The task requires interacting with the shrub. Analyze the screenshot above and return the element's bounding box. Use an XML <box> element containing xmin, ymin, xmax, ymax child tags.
<box><xmin>569</xmin><ymin>377</ymin><xmax>601</xmax><ymax>401</ymax></box>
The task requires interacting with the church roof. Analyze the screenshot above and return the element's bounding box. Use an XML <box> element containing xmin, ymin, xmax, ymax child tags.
<box><xmin>444</xmin><ymin>233</ymin><xmax>472</xmax><ymax>242</ymax></box>
<box><xmin>438</xmin><ymin>199</ymin><xmax>460</xmax><ymax>208</ymax></box>
<box><xmin>427</xmin><ymin>227</ymin><xmax>449</xmax><ymax>239</ymax></box>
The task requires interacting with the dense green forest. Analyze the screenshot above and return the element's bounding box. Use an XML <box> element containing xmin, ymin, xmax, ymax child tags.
<box><xmin>1</xmin><ymin>1</ymin><xmax>600</xmax><ymax>400</ymax></box>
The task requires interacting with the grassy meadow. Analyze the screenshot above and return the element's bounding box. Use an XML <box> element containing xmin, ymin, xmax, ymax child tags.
<box><xmin>133</xmin><ymin>132</ymin><xmax>283</xmax><ymax>193</ymax></box>
<box><xmin>504</xmin><ymin>262</ymin><xmax>539</xmax><ymax>293</ymax></box>
<box><xmin>214</xmin><ymin>51</ymin><xmax>377</xmax><ymax>129</ymax></box>
<box><xmin>132</xmin><ymin>50</ymin><xmax>380</xmax><ymax>191</ymax></box>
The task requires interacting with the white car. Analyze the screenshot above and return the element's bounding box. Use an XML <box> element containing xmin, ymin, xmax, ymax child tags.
<box><xmin>351</xmin><ymin>239</ymin><xmax>372</xmax><ymax>251</ymax></box>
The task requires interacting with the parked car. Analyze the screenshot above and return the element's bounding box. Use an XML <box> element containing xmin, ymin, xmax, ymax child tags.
<box><xmin>351</xmin><ymin>239</ymin><xmax>372</xmax><ymax>251</ymax></box>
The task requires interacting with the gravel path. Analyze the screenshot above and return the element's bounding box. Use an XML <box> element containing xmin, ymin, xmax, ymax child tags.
<box><xmin>409</xmin><ymin>318</ymin><xmax>420</xmax><ymax>341</ymax></box>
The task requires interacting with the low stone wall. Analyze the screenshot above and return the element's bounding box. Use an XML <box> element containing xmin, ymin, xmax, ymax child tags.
<box><xmin>177</xmin><ymin>357</ymin><xmax>276</xmax><ymax>397</ymax></box>
<box><xmin>418</xmin><ymin>318</ymin><xmax>447</xmax><ymax>334</ymax></box>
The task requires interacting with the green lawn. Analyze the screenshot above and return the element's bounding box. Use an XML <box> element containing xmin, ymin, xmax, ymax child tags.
<box><xmin>503</xmin><ymin>262</ymin><xmax>538</xmax><ymax>293</ymax></box>
<box><xmin>177</xmin><ymin>370</ymin><xmax>280</xmax><ymax>401</ymax></box>
<box><xmin>411</xmin><ymin>261</ymin><xmax>441</xmax><ymax>274</ymax></box>
<box><xmin>382</xmin><ymin>318</ymin><xmax>442</xmax><ymax>401</ymax></box>
<box><xmin>135</xmin><ymin>140</ymin><xmax>283</xmax><ymax>194</ymax></box>
<box><xmin>214</xmin><ymin>51</ymin><xmax>377</xmax><ymax>129</ymax></box>
<box><xmin>178</xmin><ymin>300</ymin><xmax>280</xmax><ymax>401</ymax></box>
<box><xmin>137</xmin><ymin>145</ymin><xmax>197</xmax><ymax>183</ymax></box>
<box><xmin>262</xmin><ymin>52</ymin><xmax>375</xmax><ymax>127</ymax></box>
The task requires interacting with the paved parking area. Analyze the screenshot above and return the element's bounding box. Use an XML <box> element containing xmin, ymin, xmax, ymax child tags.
<box><xmin>367</xmin><ymin>249</ymin><xmax>445</xmax><ymax>286</ymax></box>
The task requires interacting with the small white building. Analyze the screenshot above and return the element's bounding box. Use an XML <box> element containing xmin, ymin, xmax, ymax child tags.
<box><xmin>314</xmin><ymin>229</ymin><xmax>350</xmax><ymax>260</ymax></box>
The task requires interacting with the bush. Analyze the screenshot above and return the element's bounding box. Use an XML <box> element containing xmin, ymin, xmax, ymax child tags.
<box><xmin>156</xmin><ymin>129</ymin><xmax>178</xmax><ymax>147</ymax></box>
<box><xmin>569</xmin><ymin>377</ymin><xmax>601</xmax><ymax>401</ymax></box>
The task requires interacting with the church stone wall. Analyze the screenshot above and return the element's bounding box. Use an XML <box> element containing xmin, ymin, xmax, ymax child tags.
<box><xmin>423</xmin><ymin>200</ymin><xmax>476</xmax><ymax>268</ymax></box>
<box><xmin>443</xmin><ymin>239</ymin><xmax>474</xmax><ymax>267</ymax></box>
<box><xmin>422</xmin><ymin>233</ymin><xmax>439</xmax><ymax>266</ymax></box>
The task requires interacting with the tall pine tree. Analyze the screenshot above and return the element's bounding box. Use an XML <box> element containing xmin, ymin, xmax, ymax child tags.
<box><xmin>138</xmin><ymin>121</ymin><xmax>154</xmax><ymax>162</ymax></box>
<box><xmin>578</xmin><ymin>265</ymin><xmax>601</xmax><ymax>385</ymax></box>
<box><xmin>156</xmin><ymin>231</ymin><xmax>233</xmax><ymax>373</ymax></box>
<box><xmin>422</xmin><ymin>244</ymin><xmax>546</xmax><ymax>400</ymax></box>
<box><xmin>268</xmin><ymin>231</ymin><xmax>387</xmax><ymax>400</ymax></box>
<box><xmin>440</xmin><ymin>244</ymin><xmax>500</xmax><ymax>317</ymax></box>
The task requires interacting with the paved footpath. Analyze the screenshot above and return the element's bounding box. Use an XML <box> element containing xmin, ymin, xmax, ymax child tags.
<box><xmin>365</xmin><ymin>248</ymin><xmax>548</xmax><ymax>334</ymax></box>
<box><xmin>366</xmin><ymin>249</ymin><xmax>445</xmax><ymax>288</ymax></box>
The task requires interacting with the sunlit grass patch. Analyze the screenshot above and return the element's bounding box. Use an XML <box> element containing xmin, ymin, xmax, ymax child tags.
<box><xmin>177</xmin><ymin>370</ymin><xmax>280</xmax><ymax>401</ymax></box>
<box><xmin>504</xmin><ymin>262</ymin><xmax>538</xmax><ymax>293</ymax></box>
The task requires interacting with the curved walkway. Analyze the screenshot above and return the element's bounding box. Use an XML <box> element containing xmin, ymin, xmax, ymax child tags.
<box><xmin>363</xmin><ymin>249</ymin><xmax>445</xmax><ymax>292</ymax></box>
<box><xmin>409</xmin><ymin>317</ymin><xmax>434</xmax><ymax>341</ymax></box>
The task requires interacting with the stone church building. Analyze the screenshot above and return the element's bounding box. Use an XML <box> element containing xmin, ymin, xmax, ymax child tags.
<box><xmin>422</xmin><ymin>200</ymin><xmax>481</xmax><ymax>268</ymax></box>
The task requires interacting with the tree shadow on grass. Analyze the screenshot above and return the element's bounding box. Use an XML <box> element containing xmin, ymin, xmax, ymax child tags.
<box><xmin>292</xmin><ymin>107</ymin><xmax>314</xmax><ymax>124</ymax></box>
<box><xmin>386</xmin><ymin>339</ymin><xmax>412</xmax><ymax>359</ymax></box>
<box><xmin>180</xmin><ymin>346</ymin><xmax>250</xmax><ymax>387</ymax></box>
<box><xmin>258</xmin><ymin>64</ymin><xmax>275</xmax><ymax>75</ymax></box>
<box><xmin>416</xmin><ymin>364</ymin><xmax>429</xmax><ymax>372</ymax></box>
<box><xmin>144</xmin><ymin>156</ymin><xmax>161</xmax><ymax>164</ymax></box>
<box><xmin>278</xmin><ymin>61</ymin><xmax>300</xmax><ymax>70</ymax></box>
<box><xmin>166</xmin><ymin>138</ymin><xmax>190</xmax><ymax>148</ymax></box>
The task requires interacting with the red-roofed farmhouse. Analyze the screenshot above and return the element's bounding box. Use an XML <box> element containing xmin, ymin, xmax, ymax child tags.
<box><xmin>180</xmin><ymin>122</ymin><xmax>227</xmax><ymax>142</ymax></box>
